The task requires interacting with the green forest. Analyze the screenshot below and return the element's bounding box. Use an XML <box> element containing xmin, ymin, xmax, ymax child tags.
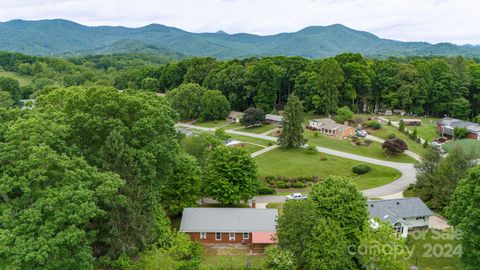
<box><xmin>1</xmin><ymin>50</ymin><xmax>480</xmax><ymax>269</ymax></box>
<box><xmin>1</xmin><ymin>51</ymin><xmax>479</xmax><ymax>121</ymax></box>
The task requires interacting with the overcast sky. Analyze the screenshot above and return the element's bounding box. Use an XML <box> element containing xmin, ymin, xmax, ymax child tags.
<box><xmin>1</xmin><ymin>0</ymin><xmax>479</xmax><ymax>45</ymax></box>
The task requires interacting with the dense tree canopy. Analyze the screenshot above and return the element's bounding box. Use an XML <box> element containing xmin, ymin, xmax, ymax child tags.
<box><xmin>204</xmin><ymin>146</ymin><xmax>260</xmax><ymax>205</ymax></box>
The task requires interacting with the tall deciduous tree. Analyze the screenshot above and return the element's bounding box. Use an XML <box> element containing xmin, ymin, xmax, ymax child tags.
<box><xmin>241</xmin><ymin>107</ymin><xmax>265</xmax><ymax>127</ymax></box>
<box><xmin>309</xmin><ymin>176</ymin><xmax>369</xmax><ymax>245</ymax></box>
<box><xmin>313</xmin><ymin>58</ymin><xmax>344</xmax><ymax>114</ymax></box>
<box><xmin>277</xmin><ymin>199</ymin><xmax>320</xmax><ymax>267</ymax></box>
<box><xmin>204</xmin><ymin>146</ymin><xmax>259</xmax><ymax>204</ymax></box>
<box><xmin>357</xmin><ymin>220</ymin><xmax>409</xmax><ymax>270</ymax></box>
<box><xmin>303</xmin><ymin>219</ymin><xmax>356</xmax><ymax>270</ymax></box>
<box><xmin>37</xmin><ymin>87</ymin><xmax>180</xmax><ymax>257</ymax></box>
<box><xmin>0</xmin><ymin>116</ymin><xmax>123</xmax><ymax>269</ymax></box>
<box><xmin>166</xmin><ymin>83</ymin><xmax>206</xmax><ymax>119</ymax></box>
<box><xmin>447</xmin><ymin>166</ymin><xmax>480</xmax><ymax>270</ymax></box>
<box><xmin>200</xmin><ymin>89</ymin><xmax>231</xmax><ymax>121</ymax></box>
<box><xmin>278</xmin><ymin>95</ymin><xmax>306</xmax><ymax>149</ymax></box>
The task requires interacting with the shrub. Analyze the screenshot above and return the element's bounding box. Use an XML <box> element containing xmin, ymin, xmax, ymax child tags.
<box><xmin>399</xmin><ymin>119</ymin><xmax>405</xmax><ymax>132</ymax></box>
<box><xmin>423</xmin><ymin>140</ymin><xmax>429</xmax><ymax>148</ymax></box>
<box><xmin>364</xmin><ymin>139</ymin><xmax>373</xmax><ymax>146</ymax></box>
<box><xmin>382</xmin><ymin>138</ymin><xmax>408</xmax><ymax>154</ymax></box>
<box><xmin>387</xmin><ymin>133</ymin><xmax>396</xmax><ymax>139</ymax></box>
<box><xmin>292</xmin><ymin>181</ymin><xmax>306</xmax><ymax>188</ymax></box>
<box><xmin>453</xmin><ymin>127</ymin><xmax>468</xmax><ymax>139</ymax></box>
<box><xmin>388</xmin><ymin>120</ymin><xmax>392</xmax><ymax>126</ymax></box>
<box><xmin>352</xmin><ymin>164</ymin><xmax>371</xmax><ymax>174</ymax></box>
<box><xmin>319</xmin><ymin>156</ymin><xmax>327</xmax><ymax>161</ymax></box>
<box><xmin>368</xmin><ymin>121</ymin><xmax>381</xmax><ymax>130</ymax></box>
<box><xmin>307</xmin><ymin>144</ymin><xmax>317</xmax><ymax>152</ymax></box>
<box><xmin>277</xmin><ymin>181</ymin><xmax>288</xmax><ymax>189</ymax></box>
<box><xmin>258</xmin><ymin>184</ymin><xmax>276</xmax><ymax>195</ymax></box>
<box><xmin>313</xmin><ymin>132</ymin><xmax>319</xmax><ymax>138</ymax></box>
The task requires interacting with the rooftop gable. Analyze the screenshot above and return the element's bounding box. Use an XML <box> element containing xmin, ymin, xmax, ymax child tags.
<box><xmin>180</xmin><ymin>208</ymin><xmax>278</xmax><ymax>233</ymax></box>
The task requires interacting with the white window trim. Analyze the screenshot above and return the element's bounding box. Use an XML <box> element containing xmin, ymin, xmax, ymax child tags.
<box><xmin>243</xmin><ymin>232</ymin><xmax>249</xmax><ymax>240</ymax></box>
<box><xmin>215</xmin><ymin>232</ymin><xmax>221</xmax><ymax>241</ymax></box>
<box><xmin>200</xmin><ymin>232</ymin><xmax>207</xmax><ymax>240</ymax></box>
<box><xmin>229</xmin><ymin>232</ymin><xmax>236</xmax><ymax>241</ymax></box>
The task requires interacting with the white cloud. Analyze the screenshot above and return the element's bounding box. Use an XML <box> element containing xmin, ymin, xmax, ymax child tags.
<box><xmin>0</xmin><ymin>0</ymin><xmax>478</xmax><ymax>44</ymax></box>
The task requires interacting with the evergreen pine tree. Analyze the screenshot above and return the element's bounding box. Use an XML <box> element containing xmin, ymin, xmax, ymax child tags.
<box><xmin>278</xmin><ymin>95</ymin><xmax>306</xmax><ymax>149</ymax></box>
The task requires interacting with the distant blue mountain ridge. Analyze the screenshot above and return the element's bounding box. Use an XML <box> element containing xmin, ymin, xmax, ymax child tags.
<box><xmin>0</xmin><ymin>19</ymin><xmax>479</xmax><ymax>58</ymax></box>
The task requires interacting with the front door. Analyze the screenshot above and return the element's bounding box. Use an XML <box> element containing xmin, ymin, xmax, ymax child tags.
<box><xmin>229</xmin><ymin>232</ymin><xmax>235</xmax><ymax>241</ymax></box>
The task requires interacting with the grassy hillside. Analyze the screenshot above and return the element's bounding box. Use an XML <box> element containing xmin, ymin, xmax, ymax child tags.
<box><xmin>0</xmin><ymin>69</ymin><xmax>32</xmax><ymax>86</ymax></box>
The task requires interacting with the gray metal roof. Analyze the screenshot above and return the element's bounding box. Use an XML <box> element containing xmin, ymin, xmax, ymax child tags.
<box><xmin>311</xmin><ymin>118</ymin><xmax>336</xmax><ymax>125</ymax></box>
<box><xmin>180</xmin><ymin>208</ymin><xmax>278</xmax><ymax>233</ymax></box>
<box><xmin>367</xmin><ymin>198</ymin><xmax>433</xmax><ymax>224</ymax></box>
<box><xmin>265</xmin><ymin>114</ymin><xmax>284</xmax><ymax>122</ymax></box>
<box><xmin>438</xmin><ymin>117</ymin><xmax>480</xmax><ymax>134</ymax></box>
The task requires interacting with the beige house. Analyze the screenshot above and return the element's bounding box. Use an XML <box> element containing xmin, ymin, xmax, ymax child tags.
<box><xmin>307</xmin><ymin>118</ymin><xmax>355</xmax><ymax>138</ymax></box>
<box><xmin>227</xmin><ymin>111</ymin><xmax>245</xmax><ymax>123</ymax></box>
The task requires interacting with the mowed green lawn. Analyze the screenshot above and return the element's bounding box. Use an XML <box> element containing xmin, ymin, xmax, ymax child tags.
<box><xmin>406</xmin><ymin>230</ymin><xmax>461</xmax><ymax>270</ymax></box>
<box><xmin>237</xmin><ymin>124</ymin><xmax>277</xmax><ymax>134</ymax></box>
<box><xmin>304</xmin><ymin>130</ymin><xmax>417</xmax><ymax>163</ymax></box>
<box><xmin>228</xmin><ymin>133</ymin><xmax>273</xmax><ymax>147</ymax></box>
<box><xmin>443</xmin><ymin>139</ymin><xmax>480</xmax><ymax>158</ymax></box>
<box><xmin>201</xmin><ymin>248</ymin><xmax>266</xmax><ymax>270</ymax></box>
<box><xmin>0</xmin><ymin>69</ymin><xmax>33</xmax><ymax>86</ymax></box>
<box><xmin>370</xmin><ymin>126</ymin><xmax>427</xmax><ymax>156</ymax></box>
<box><xmin>255</xmin><ymin>148</ymin><xmax>401</xmax><ymax>190</ymax></box>
<box><xmin>193</xmin><ymin>119</ymin><xmax>229</xmax><ymax>128</ymax></box>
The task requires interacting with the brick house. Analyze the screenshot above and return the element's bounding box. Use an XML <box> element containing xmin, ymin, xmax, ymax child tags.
<box><xmin>307</xmin><ymin>118</ymin><xmax>355</xmax><ymax>138</ymax></box>
<box><xmin>436</xmin><ymin>117</ymin><xmax>480</xmax><ymax>140</ymax></box>
<box><xmin>180</xmin><ymin>208</ymin><xmax>278</xmax><ymax>246</ymax></box>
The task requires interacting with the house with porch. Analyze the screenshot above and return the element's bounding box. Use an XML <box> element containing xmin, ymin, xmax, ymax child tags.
<box><xmin>368</xmin><ymin>197</ymin><xmax>433</xmax><ymax>238</ymax></box>
<box><xmin>307</xmin><ymin>118</ymin><xmax>355</xmax><ymax>138</ymax></box>
<box><xmin>180</xmin><ymin>208</ymin><xmax>278</xmax><ymax>247</ymax></box>
<box><xmin>436</xmin><ymin>117</ymin><xmax>480</xmax><ymax>140</ymax></box>
<box><xmin>228</xmin><ymin>111</ymin><xmax>244</xmax><ymax>123</ymax></box>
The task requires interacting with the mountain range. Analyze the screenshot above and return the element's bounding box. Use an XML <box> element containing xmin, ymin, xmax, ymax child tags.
<box><xmin>1</xmin><ymin>19</ymin><xmax>480</xmax><ymax>59</ymax></box>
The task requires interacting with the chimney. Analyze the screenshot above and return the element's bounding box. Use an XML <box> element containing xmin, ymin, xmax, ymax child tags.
<box><xmin>251</xmin><ymin>200</ymin><xmax>256</xmax><ymax>208</ymax></box>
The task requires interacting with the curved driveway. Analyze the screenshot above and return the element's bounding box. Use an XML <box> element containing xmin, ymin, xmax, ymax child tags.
<box><xmin>176</xmin><ymin>123</ymin><xmax>417</xmax><ymax>199</ymax></box>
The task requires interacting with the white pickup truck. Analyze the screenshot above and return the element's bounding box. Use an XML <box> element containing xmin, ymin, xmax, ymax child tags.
<box><xmin>286</xmin><ymin>193</ymin><xmax>308</xmax><ymax>201</ymax></box>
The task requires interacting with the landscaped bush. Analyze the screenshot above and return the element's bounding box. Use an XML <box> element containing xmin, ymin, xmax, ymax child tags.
<box><xmin>277</xmin><ymin>181</ymin><xmax>288</xmax><ymax>189</ymax></box>
<box><xmin>319</xmin><ymin>156</ymin><xmax>327</xmax><ymax>161</ymax></box>
<box><xmin>307</xmin><ymin>144</ymin><xmax>317</xmax><ymax>152</ymax></box>
<box><xmin>387</xmin><ymin>132</ymin><xmax>396</xmax><ymax>139</ymax></box>
<box><xmin>292</xmin><ymin>181</ymin><xmax>306</xmax><ymax>188</ymax></box>
<box><xmin>257</xmin><ymin>184</ymin><xmax>276</xmax><ymax>195</ymax></box>
<box><xmin>382</xmin><ymin>138</ymin><xmax>408</xmax><ymax>154</ymax></box>
<box><xmin>364</xmin><ymin>139</ymin><xmax>373</xmax><ymax>146</ymax></box>
<box><xmin>367</xmin><ymin>121</ymin><xmax>381</xmax><ymax>130</ymax></box>
<box><xmin>313</xmin><ymin>132</ymin><xmax>319</xmax><ymax>137</ymax></box>
<box><xmin>352</xmin><ymin>163</ymin><xmax>371</xmax><ymax>174</ymax></box>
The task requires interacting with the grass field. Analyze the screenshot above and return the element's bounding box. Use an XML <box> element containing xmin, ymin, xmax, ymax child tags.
<box><xmin>443</xmin><ymin>139</ymin><xmax>480</xmax><ymax>158</ymax></box>
<box><xmin>228</xmin><ymin>133</ymin><xmax>273</xmax><ymax>147</ymax></box>
<box><xmin>237</xmin><ymin>124</ymin><xmax>277</xmax><ymax>134</ymax></box>
<box><xmin>0</xmin><ymin>69</ymin><xmax>33</xmax><ymax>86</ymax></box>
<box><xmin>193</xmin><ymin>119</ymin><xmax>229</xmax><ymax>128</ymax></box>
<box><xmin>240</xmin><ymin>143</ymin><xmax>263</xmax><ymax>154</ymax></box>
<box><xmin>304</xmin><ymin>130</ymin><xmax>417</xmax><ymax>163</ymax></box>
<box><xmin>201</xmin><ymin>247</ymin><xmax>266</xmax><ymax>270</ymax></box>
<box><xmin>406</xmin><ymin>229</ymin><xmax>461</xmax><ymax>270</ymax></box>
<box><xmin>255</xmin><ymin>148</ymin><xmax>401</xmax><ymax>190</ymax></box>
<box><xmin>370</xmin><ymin>126</ymin><xmax>427</xmax><ymax>157</ymax></box>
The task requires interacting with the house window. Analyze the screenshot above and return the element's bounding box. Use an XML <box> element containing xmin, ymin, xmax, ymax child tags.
<box><xmin>200</xmin><ymin>232</ymin><xmax>206</xmax><ymax>240</ymax></box>
<box><xmin>229</xmin><ymin>232</ymin><xmax>236</xmax><ymax>241</ymax></box>
<box><xmin>243</xmin><ymin>233</ymin><xmax>249</xmax><ymax>240</ymax></box>
<box><xmin>215</xmin><ymin>232</ymin><xmax>221</xmax><ymax>241</ymax></box>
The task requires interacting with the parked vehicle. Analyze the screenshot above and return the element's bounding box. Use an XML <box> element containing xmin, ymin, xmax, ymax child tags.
<box><xmin>355</xmin><ymin>129</ymin><xmax>368</xmax><ymax>137</ymax></box>
<box><xmin>286</xmin><ymin>193</ymin><xmax>308</xmax><ymax>201</ymax></box>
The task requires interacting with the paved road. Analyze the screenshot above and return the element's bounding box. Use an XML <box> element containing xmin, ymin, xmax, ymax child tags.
<box><xmin>177</xmin><ymin>122</ymin><xmax>416</xmax><ymax>199</ymax></box>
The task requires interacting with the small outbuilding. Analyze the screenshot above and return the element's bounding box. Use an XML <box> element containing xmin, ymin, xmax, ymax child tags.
<box><xmin>402</xmin><ymin>119</ymin><xmax>422</xmax><ymax>126</ymax></box>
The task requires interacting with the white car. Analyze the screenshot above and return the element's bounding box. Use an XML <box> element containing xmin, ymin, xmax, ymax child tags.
<box><xmin>286</xmin><ymin>193</ymin><xmax>308</xmax><ymax>201</ymax></box>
